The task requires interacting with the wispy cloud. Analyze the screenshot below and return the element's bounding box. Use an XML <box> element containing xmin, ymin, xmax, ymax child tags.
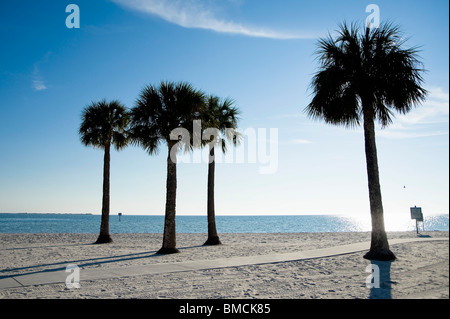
<box><xmin>31</xmin><ymin>52</ymin><xmax>51</xmax><ymax>92</ymax></box>
<box><xmin>377</xmin><ymin>129</ymin><xmax>448</xmax><ymax>140</ymax></box>
<box><xmin>378</xmin><ymin>87</ymin><xmax>449</xmax><ymax>139</ymax></box>
<box><xmin>396</xmin><ymin>87</ymin><xmax>449</xmax><ymax>125</ymax></box>
<box><xmin>110</xmin><ymin>0</ymin><xmax>312</xmax><ymax>39</ymax></box>
<box><xmin>291</xmin><ymin>139</ymin><xmax>314</xmax><ymax>145</ymax></box>
<box><xmin>271</xmin><ymin>113</ymin><xmax>306</xmax><ymax>120</ymax></box>
<box><xmin>32</xmin><ymin>68</ymin><xmax>47</xmax><ymax>91</ymax></box>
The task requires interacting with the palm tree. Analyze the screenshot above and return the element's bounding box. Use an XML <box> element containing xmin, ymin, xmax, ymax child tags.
<box><xmin>79</xmin><ymin>100</ymin><xmax>130</xmax><ymax>244</ymax></box>
<box><xmin>305</xmin><ymin>22</ymin><xmax>427</xmax><ymax>261</ymax></box>
<box><xmin>202</xmin><ymin>96</ymin><xmax>240</xmax><ymax>246</ymax></box>
<box><xmin>129</xmin><ymin>81</ymin><xmax>205</xmax><ymax>254</ymax></box>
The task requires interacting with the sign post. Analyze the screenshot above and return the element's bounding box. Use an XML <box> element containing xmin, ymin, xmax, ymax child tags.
<box><xmin>410</xmin><ymin>206</ymin><xmax>424</xmax><ymax>234</ymax></box>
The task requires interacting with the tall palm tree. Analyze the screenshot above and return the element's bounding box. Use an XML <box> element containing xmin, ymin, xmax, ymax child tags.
<box><xmin>129</xmin><ymin>81</ymin><xmax>205</xmax><ymax>254</ymax></box>
<box><xmin>305</xmin><ymin>22</ymin><xmax>427</xmax><ymax>261</ymax></box>
<box><xmin>202</xmin><ymin>96</ymin><xmax>240</xmax><ymax>246</ymax></box>
<box><xmin>79</xmin><ymin>100</ymin><xmax>130</xmax><ymax>244</ymax></box>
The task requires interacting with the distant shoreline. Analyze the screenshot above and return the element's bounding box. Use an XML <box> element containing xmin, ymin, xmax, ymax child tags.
<box><xmin>0</xmin><ymin>212</ymin><xmax>94</xmax><ymax>215</ymax></box>
<box><xmin>1</xmin><ymin>213</ymin><xmax>448</xmax><ymax>234</ymax></box>
<box><xmin>1</xmin><ymin>212</ymin><xmax>449</xmax><ymax>217</ymax></box>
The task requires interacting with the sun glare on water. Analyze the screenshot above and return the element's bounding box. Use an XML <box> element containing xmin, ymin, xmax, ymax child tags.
<box><xmin>343</xmin><ymin>213</ymin><xmax>449</xmax><ymax>232</ymax></box>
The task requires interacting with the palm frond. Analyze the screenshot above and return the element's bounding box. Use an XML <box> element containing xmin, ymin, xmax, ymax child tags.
<box><xmin>79</xmin><ymin>99</ymin><xmax>130</xmax><ymax>150</ymax></box>
<box><xmin>305</xmin><ymin>21</ymin><xmax>427</xmax><ymax>128</ymax></box>
<box><xmin>129</xmin><ymin>81</ymin><xmax>206</xmax><ymax>156</ymax></box>
<box><xmin>201</xmin><ymin>95</ymin><xmax>241</xmax><ymax>154</ymax></box>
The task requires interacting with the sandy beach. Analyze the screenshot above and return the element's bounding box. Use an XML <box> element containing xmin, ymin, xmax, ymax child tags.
<box><xmin>0</xmin><ymin>231</ymin><xmax>448</xmax><ymax>299</ymax></box>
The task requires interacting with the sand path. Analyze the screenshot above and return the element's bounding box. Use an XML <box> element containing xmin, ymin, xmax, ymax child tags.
<box><xmin>1</xmin><ymin>236</ymin><xmax>447</xmax><ymax>290</ymax></box>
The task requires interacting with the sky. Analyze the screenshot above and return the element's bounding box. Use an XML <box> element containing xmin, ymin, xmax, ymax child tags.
<box><xmin>0</xmin><ymin>0</ymin><xmax>448</xmax><ymax>218</ymax></box>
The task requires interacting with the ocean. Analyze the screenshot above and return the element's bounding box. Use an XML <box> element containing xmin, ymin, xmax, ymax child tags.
<box><xmin>0</xmin><ymin>213</ymin><xmax>448</xmax><ymax>234</ymax></box>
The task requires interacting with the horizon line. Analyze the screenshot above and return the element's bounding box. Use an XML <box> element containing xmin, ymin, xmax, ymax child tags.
<box><xmin>1</xmin><ymin>212</ymin><xmax>448</xmax><ymax>217</ymax></box>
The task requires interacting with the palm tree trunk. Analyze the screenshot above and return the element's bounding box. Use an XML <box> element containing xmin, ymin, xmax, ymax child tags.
<box><xmin>157</xmin><ymin>144</ymin><xmax>180</xmax><ymax>254</ymax></box>
<box><xmin>362</xmin><ymin>107</ymin><xmax>395</xmax><ymax>261</ymax></box>
<box><xmin>204</xmin><ymin>145</ymin><xmax>222</xmax><ymax>245</ymax></box>
<box><xmin>96</xmin><ymin>143</ymin><xmax>113</xmax><ymax>244</ymax></box>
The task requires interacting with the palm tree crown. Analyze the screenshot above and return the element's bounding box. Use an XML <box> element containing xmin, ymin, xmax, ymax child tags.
<box><xmin>306</xmin><ymin>22</ymin><xmax>427</xmax><ymax>127</ymax></box>
<box><xmin>79</xmin><ymin>99</ymin><xmax>129</xmax><ymax>150</ymax></box>
<box><xmin>202</xmin><ymin>95</ymin><xmax>241</xmax><ymax>152</ymax></box>
<box><xmin>129</xmin><ymin>81</ymin><xmax>205</xmax><ymax>154</ymax></box>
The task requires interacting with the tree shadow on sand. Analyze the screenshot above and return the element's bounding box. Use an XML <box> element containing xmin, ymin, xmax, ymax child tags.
<box><xmin>0</xmin><ymin>243</ymin><xmax>210</xmax><ymax>280</ymax></box>
<box><xmin>368</xmin><ymin>260</ymin><xmax>397</xmax><ymax>299</ymax></box>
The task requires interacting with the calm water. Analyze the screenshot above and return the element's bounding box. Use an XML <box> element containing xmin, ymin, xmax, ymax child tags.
<box><xmin>0</xmin><ymin>213</ymin><xmax>448</xmax><ymax>234</ymax></box>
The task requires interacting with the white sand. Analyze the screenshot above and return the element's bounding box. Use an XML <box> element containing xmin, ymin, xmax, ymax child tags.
<box><xmin>0</xmin><ymin>232</ymin><xmax>448</xmax><ymax>299</ymax></box>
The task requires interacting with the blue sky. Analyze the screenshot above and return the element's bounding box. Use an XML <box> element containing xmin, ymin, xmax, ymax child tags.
<box><xmin>0</xmin><ymin>0</ymin><xmax>448</xmax><ymax>218</ymax></box>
